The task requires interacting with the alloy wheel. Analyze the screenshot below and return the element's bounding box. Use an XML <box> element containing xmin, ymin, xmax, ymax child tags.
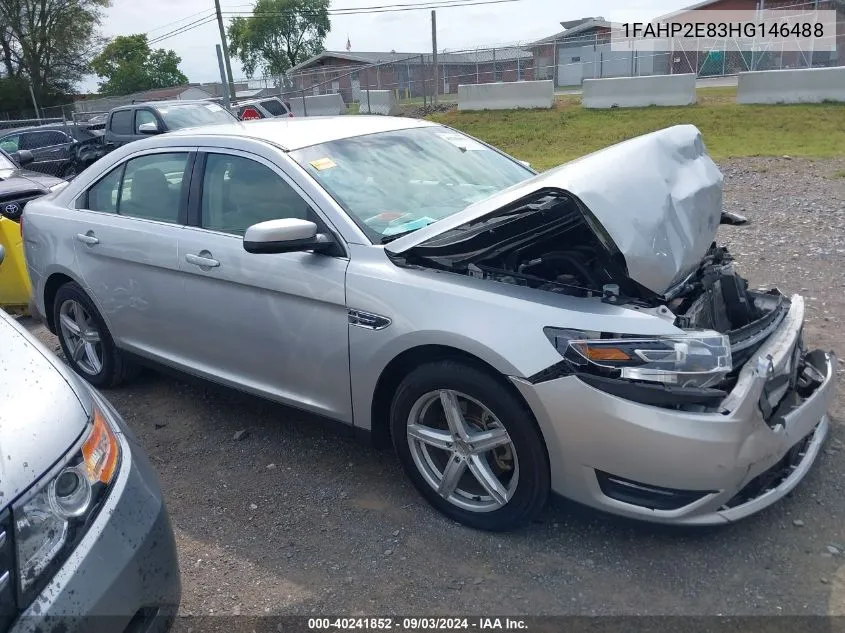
<box><xmin>58</xmin><ymin>299</ymin><xmax>104</xmax><ymax>376</ymax></box>
<box><xmin>406</xmin><ymin>389</ymin><xmax>519</xmax><ymax>513</ymax></box>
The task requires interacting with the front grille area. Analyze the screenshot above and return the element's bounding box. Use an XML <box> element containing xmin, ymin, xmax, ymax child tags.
<box><xmin>723</xmin><ymin>430</ymin><xmax>814</xmax><ymax>510</ymax></box>
<box><xmin>0</xmin><ymin>509</ymin><xmax>17</xmax><ymax>633</ymax></box>
<box><xmin>596</xmin><ymin>471</ymin><xmax>715</xmax><ymax>511</ymax></box>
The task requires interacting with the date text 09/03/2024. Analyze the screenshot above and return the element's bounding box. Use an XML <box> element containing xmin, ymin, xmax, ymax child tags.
<box><xmin>307</xmin><ymin>618</ymin><xmax>529</xmax><ymax>631</ymax></box>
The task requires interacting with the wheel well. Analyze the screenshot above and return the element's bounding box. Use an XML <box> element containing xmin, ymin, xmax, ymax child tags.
<box><xmin>369</xmin><ymin>344</ymin><xmax>535</xmax><ymax>449</ymax></box>
<box><xmin>42</xmin><ymin>273</ymin><xmax>74</xmax><ymax>333</ymax></box>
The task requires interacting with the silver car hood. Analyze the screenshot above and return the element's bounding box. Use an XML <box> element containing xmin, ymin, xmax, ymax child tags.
<box><xmin>387</xmin><ymin>124</ymin><xmax>724</xmax><ymax>295</ymax></box>
<box><xmin>0</xmin><ymin>312</ymin><xmax>91</xmax><ymax>507</ymax></box>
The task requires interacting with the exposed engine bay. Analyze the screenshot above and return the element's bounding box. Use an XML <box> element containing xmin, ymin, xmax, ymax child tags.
<box><xmin>391</xmin><ymin>190</ymin><xmax>796</xmax><ymax>393</ymax></box>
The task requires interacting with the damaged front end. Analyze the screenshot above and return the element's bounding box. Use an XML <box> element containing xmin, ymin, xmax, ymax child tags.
<box><xmin>386</xmin><ymin>125</ymin><xmax>831</xmax><ymax>422</ymax></box>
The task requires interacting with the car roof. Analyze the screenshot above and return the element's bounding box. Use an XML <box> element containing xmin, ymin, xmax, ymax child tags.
<box><xmin>165</xmin><ymin>115</ymin><xmax>439</xmax><ymax>151</ymax></box>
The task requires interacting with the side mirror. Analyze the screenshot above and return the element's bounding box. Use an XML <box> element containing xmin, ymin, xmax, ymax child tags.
<box><xmin>0</xmin><ymin>244</ymin><xmax>5</xmax><ymax>265</ymax></box>
<box><xmin>138</xmin><ymin>121</ymin><xmax>161</xmax><ymax>135</ymax></box>
<box><xmin>11</xmin><ymin>150</ymin><xmax>34</xmax><ymax>166</ymax></box>
<box><xmin>243</xmin><ymin>218</ymin><xmax>334</xmax><ymax>254</ymax></box>
<box><xmin>518</xmin><ymin>160</ymin><xmax>532</xmax><ymax>169</ymax></box>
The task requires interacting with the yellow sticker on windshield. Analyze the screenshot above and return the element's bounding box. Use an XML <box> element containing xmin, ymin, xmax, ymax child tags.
<box><xmin>310</xmin><ymin>157</ymin><xmax>337</xmax><ymax>170</ymax></box>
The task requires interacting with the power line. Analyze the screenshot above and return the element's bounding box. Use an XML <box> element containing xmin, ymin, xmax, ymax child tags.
<box><xmin>148</xmin><ymin>15</ymin><xmax>219</xmax><ymax>45</ymax></box>
<box><xmin>147</xmin><ymin>0</ymin><xmax>525</xmax><ymax>46</ymax></box>
<box><xmin>145</xmin><ymin>9</ymin><xmax>216</xmax><ymax>36</ymax></box>
<box><xmin>225</xmin><ymin>0</ymin><xmax>523</xmax><ymax>15</ymax></box>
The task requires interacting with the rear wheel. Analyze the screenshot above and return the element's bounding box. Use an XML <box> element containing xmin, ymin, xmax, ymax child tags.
<box><xmin>390</xmin><ymin>360</ymin><xmax>550</xmax><ymax>531</ymax></box>
<box><xmin>53</xmin><ymin>282</ymin><xmax>136</xmax><ymax>387</ymax></box>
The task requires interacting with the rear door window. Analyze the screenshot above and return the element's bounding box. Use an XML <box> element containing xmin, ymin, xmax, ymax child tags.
<box><xmin>22</xmin><ymin>130</ymin><xmax>68</xmax><ymax>149</ymax></box>
<box><xmin>259</xmin><ymin>99</ymin><xmax>287</xmax><ymax>116</ymax></box>
<box><xmin>118</xmin><ymin>153</ymin><xmax>191</xmax><ymax>223</ymax></box>
<box><xmin>83</xmin><ymin>165</ymin><xmax>124</xmax><ymax>213</ymax></box>
<box><xmin>109</xmin><ymin>110</ymin><xmax>133</xmax><ymax>135</ymax></box>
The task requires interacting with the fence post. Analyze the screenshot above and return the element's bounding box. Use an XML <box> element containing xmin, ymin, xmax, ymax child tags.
<box><xmin>302</xmin><ymin>90</ymin><xmax>307</xmax><ymax>116</ymax></box>
<box><xmin>421</xmin><ymin>54</ymin><xmax>427</xmax><ymax>107</ymax></box>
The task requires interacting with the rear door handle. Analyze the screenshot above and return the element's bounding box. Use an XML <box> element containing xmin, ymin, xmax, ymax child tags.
<box><xmin>75</xmin><ymin>233</ymin><xmax>99</xmax><ymax>245</ymax></box>
<box><xmin>185</xmin><ymin>253</ymin><xmax>220</xmax><ymax>268</ymax></box>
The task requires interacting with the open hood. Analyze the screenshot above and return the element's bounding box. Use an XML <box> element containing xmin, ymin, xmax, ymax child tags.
<box><xmin>386</xmin><ymin>124</ymin><xmax>724</xmax><ymax>295</ymax></box>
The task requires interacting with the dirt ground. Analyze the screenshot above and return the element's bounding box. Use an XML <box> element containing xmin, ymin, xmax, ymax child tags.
<box><xmin>24</xmin><ymin>156</ymin><xmax>845</xmax><ymax>616</ymax></box>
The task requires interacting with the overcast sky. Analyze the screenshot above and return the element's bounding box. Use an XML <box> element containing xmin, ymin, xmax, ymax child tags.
<box><xmin>85</xmin><ymin>0</ymin><xmax>694</xmax><ymax>91</ymax></box>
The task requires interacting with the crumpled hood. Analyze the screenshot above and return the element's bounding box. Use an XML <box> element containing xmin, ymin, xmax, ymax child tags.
<box><xmin>387</xmin><ymin>124</ymin><xmax>724</xmax><ymax>295</ymax></box>
<box><xmin>0</xmin><ymin>312</ymin><xmax>91</xmax><ymax>509</ymax></box>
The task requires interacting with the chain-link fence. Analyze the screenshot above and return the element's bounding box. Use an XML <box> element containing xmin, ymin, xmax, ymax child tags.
<box><xmin>1</xmin><ymin>0</ymin><xmax>843</xmax><ymax>123</ymax></box>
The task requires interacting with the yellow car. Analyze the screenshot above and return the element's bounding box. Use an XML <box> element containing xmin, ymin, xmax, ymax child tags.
<box><xmin>0</xmin><ymin>148</ymin><xmax>66</xmax><ymax>309</ymax></box>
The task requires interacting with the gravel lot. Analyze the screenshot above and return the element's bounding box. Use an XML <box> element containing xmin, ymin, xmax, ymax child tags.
<box><xmin>24</xmin><ymin>156</ymin><xmax>845</xmax><ymax>617</ymax></box>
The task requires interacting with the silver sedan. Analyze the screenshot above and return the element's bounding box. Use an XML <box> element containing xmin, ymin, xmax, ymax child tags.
<box><xmin>23</xmin><ymin>116</ymin><xmax>835</xmax><ymax>531</ymax></box>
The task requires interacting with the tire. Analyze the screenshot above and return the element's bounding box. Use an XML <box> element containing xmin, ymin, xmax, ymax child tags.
<box><xmin>53</xmin><ymin>282</ymin><xmax>136</xmax><ymax>388</ymax></box>
<box><xmin>390</xmin><ymin>360</ymin><xmax>550</xmax><ymax>531</ymax></box>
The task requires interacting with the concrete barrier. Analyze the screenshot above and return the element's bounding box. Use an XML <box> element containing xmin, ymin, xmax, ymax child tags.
<box><xmin>289</xmin><ymin>93</ymin><xmax>346</xmax><ymax>116</ymax></box>
<box><xmin>359</xmin><ymin>90</ymin><xmax>400</xmax><ymax>115</ymax></box>
<box><xmin>737</xmin><ymin>67</ymin><xmax>845</xmax><ymax>104</ymax></box>
<box><xmin>582</xmin><ymin>74</ymin><xmax>696</xmax><ymax>108</ymax></box>
<box><xmin>457</xmin><ymin>80</ymin><xmax>554</xmax><ymax>111</ymax></box>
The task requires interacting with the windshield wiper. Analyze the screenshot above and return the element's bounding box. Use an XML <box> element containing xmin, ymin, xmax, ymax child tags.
<box><xmin>380</xmin><ymin>228</ymin><xmax>421</xmax><ymax>244</ymax></box>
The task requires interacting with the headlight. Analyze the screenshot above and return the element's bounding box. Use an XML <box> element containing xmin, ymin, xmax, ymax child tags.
<box><xmin>13</xmin><ymin>405</ymin><xmax>120</xmax><ymax>604</ymax></box>
<box><xmin>544</xmin><ymin>327</ymin><xmax>732</xmax><ymax>388</ymax></box>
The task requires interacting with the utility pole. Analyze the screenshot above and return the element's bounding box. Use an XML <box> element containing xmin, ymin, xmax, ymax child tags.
<box><xmin>431</xmin><ymin>10</ymin><xmax>438</xmax><ymax>104</ymax></box>
<box><xmin>215</xmin><ymin>0</ymin><xmax>236</xmax><ymax>100</ymax></box>
<box><xmin>28</xmin><ymin>82</ymin><xmax>41</xmax><ymax>120</ymax></box>
<box><xmin>216</xmin><ymin>45</ymin><xmax>232</xmax><ymax>112</ymax></box>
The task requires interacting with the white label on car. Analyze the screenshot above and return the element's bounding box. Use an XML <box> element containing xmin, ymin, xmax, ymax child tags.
<box><xmin>436</xmin><ymin>133</ymin><xmax>487</xmax><ymax>151</ymax></box>
<box><xmin>205</xmin><ymin>103</ymin><xmax>224</xmax><ymax>112</ymax></box>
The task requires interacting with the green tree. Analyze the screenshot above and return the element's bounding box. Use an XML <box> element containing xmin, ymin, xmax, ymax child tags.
<box><xmin>227</xmin><ymin>0</ymin><xmax>330</xmax><ymax>78</ymax></box>
<box><xmin>0</xmin><ymin>0</ymin><xmax>109</xmax><ymax>106</ymax></box>
<box><xmin>90</xmin><ymin>34</ymin><xmax>188</xmax><ymax>96</ymax></box>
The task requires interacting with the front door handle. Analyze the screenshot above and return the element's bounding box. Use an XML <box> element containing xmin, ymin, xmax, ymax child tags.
<box><xmin>75</xmin><ymin>232</ymin><xmax>99</xmax><ymax>245</ymax></box>
<box><xmin>185</xmin><ymin>253</ymin><xmax>220</xmax><ymax>268</ymax></box>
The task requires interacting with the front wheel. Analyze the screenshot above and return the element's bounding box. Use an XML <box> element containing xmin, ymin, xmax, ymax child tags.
<box><xmin>390</xmin><ymin>360</ymin><xmax>550</xmax><ymax>531</ymax></box>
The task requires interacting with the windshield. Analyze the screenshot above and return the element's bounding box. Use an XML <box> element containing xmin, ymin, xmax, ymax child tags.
<box><xmin>155</xmin><ymin>103</ymin><xmax>235</xmax><ymax>130</ymax></box>
<box><xmin>290</xmin><ymin>126</ymin><xmax>532</xmax><ymax>242</ymax></box>
<box><xmin>0</xmin><ymin>150</ymin><xmax>16</xmax><ymax>171</ymax></box>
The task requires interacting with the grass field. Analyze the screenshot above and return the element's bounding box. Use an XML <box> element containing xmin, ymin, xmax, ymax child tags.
<box><xmin>428</xmin><ymin>87</ymin><xmax>845</xmax><ymax>171</ymax></box>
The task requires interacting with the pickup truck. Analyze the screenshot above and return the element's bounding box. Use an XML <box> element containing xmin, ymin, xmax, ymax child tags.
<box><xmin>103</xmin><ymin>100</ymin><xmax>238</xmax><ymax>148</ymax></box>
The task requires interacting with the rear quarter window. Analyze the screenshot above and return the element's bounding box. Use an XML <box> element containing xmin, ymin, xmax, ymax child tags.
<box><xmin>259</xmin><ymin>99</ymin><xmax>287</xmax><ymax>116</ymax></box>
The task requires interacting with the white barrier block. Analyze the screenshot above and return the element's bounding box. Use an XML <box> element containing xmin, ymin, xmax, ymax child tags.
<box><xmin>457</xmin><ymin>80</ymin><xmax>554</xmax><ymax>111</ymax></box>
<box><xmin>582</xmin><ymin>74</ymin><xmax>696</xmax><ymax>108</ymax></box>
<box><xmin>359</xmin><ymin>90</ymin><xmax>400</xmax><ymax>115</ymax></box>
<box><xmin>289</xmin><ymin>93</ymin><xmax>346</xmax><ymax>116</ymax></box>
<box><xmin>737</xmin><ymin>67</ymin><xmax>845</xmax><ymax>104</ymax></box>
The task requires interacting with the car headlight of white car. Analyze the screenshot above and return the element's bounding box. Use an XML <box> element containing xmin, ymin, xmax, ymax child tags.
<box><xmin>544</xmin><ymin>327</ymin><xmax>732</xmax><ymax>389</ymax></box>
<box><xmin>12</xmin><ymin>405</ymin><xmax>121</xmax><ymax>603</ymax></box>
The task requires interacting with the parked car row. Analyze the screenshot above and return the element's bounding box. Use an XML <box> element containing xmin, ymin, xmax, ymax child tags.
<box><xmin>0</xmin><ymin>95</ymin><xmax>294</xmax><ymax>184</ymax></box>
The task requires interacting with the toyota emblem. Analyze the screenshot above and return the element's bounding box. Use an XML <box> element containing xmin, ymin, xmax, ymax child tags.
<box><xmin>3</xmin><ymin>202</ymin><xmax>19</xmax><ymax>216</ymax></box>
